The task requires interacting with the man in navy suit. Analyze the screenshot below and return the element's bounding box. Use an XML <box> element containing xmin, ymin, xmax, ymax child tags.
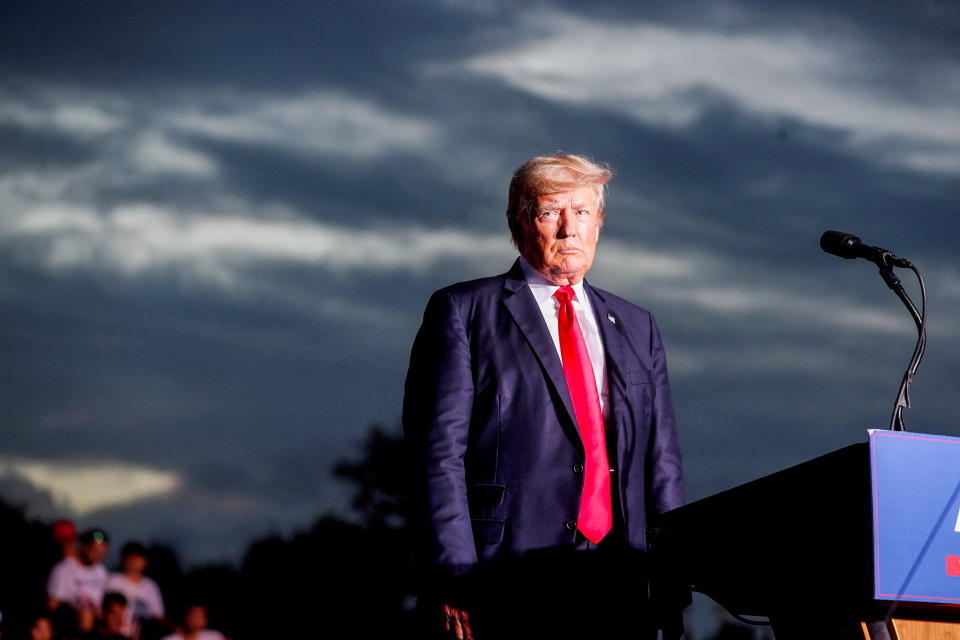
<box><xmin>404</xmin><ymin>154</ymin><xmax>686</xmax><ymax>639</ymax></box>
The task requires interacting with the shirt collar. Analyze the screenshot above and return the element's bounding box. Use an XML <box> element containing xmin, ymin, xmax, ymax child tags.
<box><xmin>518</xmin><ymin>255</ymin><xmax>589</xmax><ymax>308</ymax></box>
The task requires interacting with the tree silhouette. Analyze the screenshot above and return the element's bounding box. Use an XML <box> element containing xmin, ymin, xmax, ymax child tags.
<box><xmin>0</xmin><ymin>499</ymin><xmax>60</xmax><ymax>636</ymax></box>
<box><xmin>333</xmin><ymin>423</ymin><xmax>409</xmax><ymax>529</ymax></box>
<box><xmin>238</xmin><ymin>422</ymin><xmax>415</xmax><ymax>638</ymax></box>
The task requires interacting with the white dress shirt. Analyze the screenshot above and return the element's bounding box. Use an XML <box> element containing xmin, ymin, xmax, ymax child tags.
<box><xmin>518</xmin><ymin>256</ymin><xmax>610</xmax><ymax>420</ymax></box>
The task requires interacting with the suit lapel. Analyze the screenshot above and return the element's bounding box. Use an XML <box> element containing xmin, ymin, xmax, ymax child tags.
<box><xmin>585</xmin><ymin>284</ymin><xmax>631</xmax><ymax>396</ymax></box>
<box><xmin>500</xmin><ymin>260</ymin><xmax>580</xmax><ymax>446</ymax></box>
<box><xmin>585</xmin><ymin>283</ymin><xmax>634</xmax><ymax>470</ymax></box>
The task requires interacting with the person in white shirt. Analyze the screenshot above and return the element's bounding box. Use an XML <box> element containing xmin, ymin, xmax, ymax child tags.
<box><xmin>106</xmin><ymin>542</ymin><xmax>166</xmax><ymax>639</ymax></box>
<box><xmin>46</xmin><ymin>528</ymin><xmax>110</xmax><ymax>614</ymax></box>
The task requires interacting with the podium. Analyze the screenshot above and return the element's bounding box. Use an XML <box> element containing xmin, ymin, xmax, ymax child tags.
<box><xmin>652</xmin><ymin>430</ymin><xmax>960</xmax><ymax>639</ymax></box>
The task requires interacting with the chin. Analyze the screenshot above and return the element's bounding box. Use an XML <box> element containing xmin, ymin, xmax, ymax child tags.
<box><xmin>550</xmin><ymin>259</ymin><xmax>586</xmax><ymax>275</ymax></box>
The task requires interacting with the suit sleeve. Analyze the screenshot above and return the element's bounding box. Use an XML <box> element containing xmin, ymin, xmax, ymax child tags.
<box><xmin>403</xmin><ymin>289</ymin><xmax>478</xmax><ymax>580</ymax></box>
<box><xmin>646</xmin><ymin>313</ymin><xmax>686</xmax><ymax>515</ymax></box>
<box><xmin>645</xmin><ymin>313</ymin><xmax>691</xmax><ymax>625</ymax></box>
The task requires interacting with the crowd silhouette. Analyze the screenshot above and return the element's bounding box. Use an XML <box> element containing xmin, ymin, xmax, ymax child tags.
<box><xmin>0</xmin><ymin>426</ymin><xmax>413</xmax><ymax>640</ymax></box>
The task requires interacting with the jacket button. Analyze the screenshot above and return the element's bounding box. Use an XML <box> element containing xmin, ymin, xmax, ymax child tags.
<box><xmin>572</xmin><ymin>463</ymin><xmax>584</xmax><ymax>474</ymax></box>
<box><xmin>564</xmin><ymin>520</ymin><xmax>577</xmax><ymax>531</ymax></box>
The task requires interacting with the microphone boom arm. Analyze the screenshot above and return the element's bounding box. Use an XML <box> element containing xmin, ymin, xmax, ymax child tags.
<box><xmin>877</xmin><ymin>258</ymin><xmax>926</xmax><ymax>431</ymax></box>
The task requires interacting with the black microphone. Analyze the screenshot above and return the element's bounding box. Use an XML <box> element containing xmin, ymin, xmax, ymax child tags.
<box><xmin>820</xmin><ymin>230</ymin><xmax>913</xmax><ymax>268</ymax></box>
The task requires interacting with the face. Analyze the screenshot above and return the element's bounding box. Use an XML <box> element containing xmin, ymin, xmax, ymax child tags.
<box><xmin>185</xmin><ymin>606</ymin><xmax>208</xmax><ymax>632</ymax></box>
<box><xmin>103</xmin><ymin>603</ymin><xmax>126</xmax><ymax>633</ymax></box>
<box><xmin>81</xmin><ymin>540</ymin><xmax>108</xmax><ymax>565</ymax></box>
<box><xmin>521</xmin><ymin>185</ymin><xmax>602</xmax><ymax>285</ymax></box>
<box><xmin>123</xmin><ymin>553</ymin><xmax>148</xmax><ymax>574</ymax></box>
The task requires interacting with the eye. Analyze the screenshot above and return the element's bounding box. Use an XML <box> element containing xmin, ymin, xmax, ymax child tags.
<box><xmin>576</xmin><ymin>210</ymin><xmax>590</xmax><ymax>216</ymax></box>
<box><xmin>538</xmin><ymin>210</ymin><xmax>559</xmax><ymax>220</ymax></box>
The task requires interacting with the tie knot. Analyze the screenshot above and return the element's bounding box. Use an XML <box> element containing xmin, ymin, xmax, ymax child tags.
<box><xmin>553</xmin><ymin>286</ymin><xmax>574</xmax><ymax>303</ymax></box>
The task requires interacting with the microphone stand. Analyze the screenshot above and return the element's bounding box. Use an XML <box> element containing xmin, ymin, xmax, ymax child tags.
<box><xmin>875</xmin><ymin>256</ymin><xmax>926</xmax><ymax>431</ymax></box>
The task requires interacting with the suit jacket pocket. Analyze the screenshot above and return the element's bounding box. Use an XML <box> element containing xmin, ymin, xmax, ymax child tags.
<box><xmin>629</xmin><ymin>369</ymin><xmax>653</xmax><ymax>386</ymax></box>
<box><xmin>468</xmin><ymin>483</ymin><xmax>506</xmax><ymax>518</ymax></box>
<box><xmin>471</xmin><ymin>518</ymin><xmax>505</xmax><ymax>545</ymax></box>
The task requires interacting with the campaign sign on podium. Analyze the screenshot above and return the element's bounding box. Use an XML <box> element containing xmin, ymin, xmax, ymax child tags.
<box><xmin>871</xmin><ymin>429</ymin><xmax>960</xmax><ymax>603</ymax></box>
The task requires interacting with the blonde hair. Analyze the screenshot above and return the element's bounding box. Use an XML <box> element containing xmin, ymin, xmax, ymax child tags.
<box><xmin>506</xmin><ymin>154</ymin><xmax>612</xmax><ymax>250</ymax></box>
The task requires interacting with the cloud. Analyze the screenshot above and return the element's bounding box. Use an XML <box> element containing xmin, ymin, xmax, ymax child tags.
<box><xmin>3</xmin><ymin>202</ymin><xmax>513</xmax><ymax>278</ymax></box>
<box><xmin>653</xmin><ymin>281</ymin><xmax>910</xmax><ymax>333</ymax></box>
<box><xmin>0</xmin><ymin>470</ymin><xmax>61</xmax><ymax>519</ymax></box>
<box><xmin>0</xmin><ymin>81</ymin><xmax>440</xmax><ymax>188</ymax></box>
<box><xmin>0</xmin><ymin>91</ymin><xmax>126</xmax><ymax>137</ymax></box>
<box><xmin>167</xmin><ymin>89</ymin><xmax>441</xmax><ymax>159</ymax></box>
<box><xmin>455</xmin><ymin>9</ymin><xmax>960</xmax><ymax>172</ymax></box>
<box><xmin>132</xmin><ymin>132</ymin><xmax>218</xmax><ymax>177</ymax></box>
<box><xmin>593</xmin><ymin>247</ymin><xmax>923</xmax><ymax>340</ymax></box>
<box><xmin>0</xmin><ymin>457</ymin><xmax>181</xmax><ymax>515</ymax></box>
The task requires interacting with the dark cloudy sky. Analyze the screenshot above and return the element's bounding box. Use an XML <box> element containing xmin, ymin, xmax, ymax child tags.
<box><xmin>1</xmin><ymin>0</ymin><xmax>959</xmax><ymax>570</ymax></box>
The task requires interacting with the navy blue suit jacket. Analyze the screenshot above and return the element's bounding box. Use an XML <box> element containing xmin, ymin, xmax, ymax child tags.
<box><xmin>403</xmin><ymin>259</ymin><xmax>685</xmax><ymax>580</ymax></box>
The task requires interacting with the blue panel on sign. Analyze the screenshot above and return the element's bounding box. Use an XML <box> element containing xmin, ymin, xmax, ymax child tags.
<box><xmin>870</xmin><ymin>430</ymin><xmax>960</xmax><ymax>604</ymax></box>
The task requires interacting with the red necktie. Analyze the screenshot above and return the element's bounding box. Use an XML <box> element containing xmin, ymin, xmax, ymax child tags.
<box><xmin>553</xmin><ymin>286</ymin><xmax>612</xmax><ymax>543</ymax></box>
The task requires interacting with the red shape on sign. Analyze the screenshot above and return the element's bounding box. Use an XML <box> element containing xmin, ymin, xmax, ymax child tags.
<box><xmin>947</xmin><ymin>556</ymin><xmax>960</xmax><ymax>577</ymax></box>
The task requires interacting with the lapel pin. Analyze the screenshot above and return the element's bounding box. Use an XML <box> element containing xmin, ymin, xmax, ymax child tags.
<box><xmin>607</xmin><ymin>312</ymin><xmax>616</xmax><ymax>325</ymax></box>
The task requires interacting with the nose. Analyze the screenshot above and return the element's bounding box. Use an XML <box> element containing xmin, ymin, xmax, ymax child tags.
<box><xmin>556</xmin><ymin>209</ymin><xmax>577</xmax><ymax>238</ymax></box>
